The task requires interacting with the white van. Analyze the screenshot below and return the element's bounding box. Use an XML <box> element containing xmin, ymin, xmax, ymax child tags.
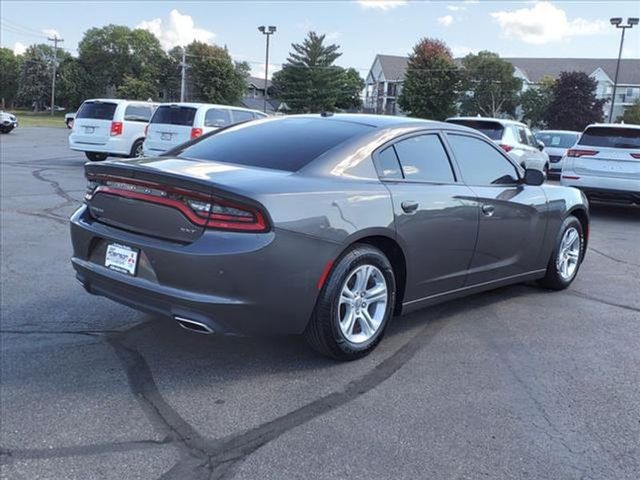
<box><xmin>69</xmin><ymin>99</ymin><xmax>157</xmax><ymax>161</ymax></box>
<box><xmin>143</xmin><ymin>103</ymin><xmax>267</xmax><ymax>156</ymax></box>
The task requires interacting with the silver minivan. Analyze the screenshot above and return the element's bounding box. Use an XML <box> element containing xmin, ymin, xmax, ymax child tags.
<box><xmin>143</xmin><ymin>103</ymin><xmax>267</xmax><ymax>156</ymax></box>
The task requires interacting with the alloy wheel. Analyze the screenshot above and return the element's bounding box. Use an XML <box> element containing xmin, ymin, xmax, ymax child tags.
<box><xmin>556</xmin><ymin>227</ymin><xmax>581</xmax><ymax>280</ymax></box>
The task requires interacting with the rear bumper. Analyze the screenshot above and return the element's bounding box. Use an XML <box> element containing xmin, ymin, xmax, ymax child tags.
<box><xmin>69</xmin><ymin>135</ymin><xmax>131</xmax><ymax>156</ymax></box>
<box><xmin>560</xmin><ymin>174</ymin><xmax>639</xmax><ymax>205</ymax></box>
<box><xmin>70</xmin><ymin>205</ymin><xmax>335</xmax><ymax>336</ymax></box>
<box><xmin>569</xmin><ymin>187</ymin><xmax>640</xmax><ymax>206</ymax></box>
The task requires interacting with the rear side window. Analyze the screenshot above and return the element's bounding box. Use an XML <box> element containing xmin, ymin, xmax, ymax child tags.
<box><xmin>446</xmin><ymin>120</ymin><xmax>504</xmax><ymax>141</ymax></box>
<box><xmin>76</xmin><ymin>101</ymin><xmax>117</xmax><ymax>120</ymax></box>
<box><xmin>178</xmin><ymin>118</ymin><xmax>373</xmax><ymax>172</ymax></box>
<box><xmin>124</xmin><ymin>105</ymin><xmax>152</xmax><ymax>122</ymax></box>
<box><xmin>578</xmin><ymin>127</ymin><xmax>640</xmax><ymax>149</ymax></box>
<box><xmin>151</xmin><ymin>106</ymin><xmax>196</xmax><ymax>126</ymax></box>
<box><xmin>447</xmin><ymin>134</ymin><xmax>518</xmax><ymax>185</ymax></box>
<box><xmin>204</xmin><ymin>108</ymin><xmax>231</xmax><ymax>128</ymax></box>
<box><xmin>375</xmin><ymin>146</ymin><xmax>403</xmax><ymax>179</ymax></box>
<box><xmin>393</xmin><ymin>134</ymin><xmax>455</xmax><ymax>182</ymax></box>
<box><xmin>231</xmin><ymin>110</ymin><xmax>255</xmax><ymax>123</ymax></box>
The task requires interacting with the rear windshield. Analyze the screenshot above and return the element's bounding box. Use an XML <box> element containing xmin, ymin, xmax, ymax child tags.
<box><xmin>151</xmin><ymin>106</ymin><xmax>197</xmax><ymax>126</ymax></box>
<box><xmin>535</xmin><ymin>132</ymin><xmax>579</xmax><ymax>148</ymax></box>
<box><xmin>76</xmin><ymin>101</ymin><xmax>117</xmax><ymax>120</ymax></box>
<box><xmin>446</xmin><ymin>120</ymin><xmax>504</xmax><ymax>140</ymax></box>
<box><xmin>177</xmin><ymin>118</ymin><xmax>374</xmax><ymax>171</ymax></box>
<box><xmin>578</xmin><ymin>127</ymin><xmax>640</xmax><ymax>149</ymax></box>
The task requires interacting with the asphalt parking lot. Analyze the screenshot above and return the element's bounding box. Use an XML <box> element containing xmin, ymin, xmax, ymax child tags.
<box><xmin>1</xmin><ymin>127</ymin><xmax>639</xmax><ymax>480</ymax></box>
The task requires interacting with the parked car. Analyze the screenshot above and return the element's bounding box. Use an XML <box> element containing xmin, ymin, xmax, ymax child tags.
<box><xmin>0</xmin><ymin>111</ymin><xmax>18</xmax><ymax>133</ymax></box>
<box><xmin>446</xmin><ymin>117</ymin><xmax>550</xmax><ymax>172</ymax></box>
<box><xmin>68</xmin><ymin>99</ymin><xmax>158</xmax><ymax>161</ymax></box>
<box><xmin>65</xmin><ymin>112</ymin><xmax>76</xmax><ymax>129</ymax></box>
<box><xmin>142</xmin><ymin>103</ymin><xmax>267</xmax><ymax>156</ymax></box>
<box><xmin>71</xmin><ymin>114</ymin><xmax>589</xmax><ymax>360</ymax></box>
<box><xmin>561</xmin><ymin>123</ymin><xmax>640</xmax><ymax>206</ymax></box>
<box><xmin>535</xmin><ymin>130</ymin><xmax>580</xmax><ymax>175</ymax></box>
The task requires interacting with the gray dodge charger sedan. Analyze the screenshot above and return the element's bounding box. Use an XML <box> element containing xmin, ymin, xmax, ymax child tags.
<box><xmin>70</xmin><ymin>114</ymin><xmax>589</xmax><ymax>360</ymax></box>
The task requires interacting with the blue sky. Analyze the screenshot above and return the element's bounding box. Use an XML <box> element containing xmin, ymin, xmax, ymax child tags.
<box><xmin>1</xmin><ymin>1</ymin><xmax>639</xmax><ymax>78</ymax></box>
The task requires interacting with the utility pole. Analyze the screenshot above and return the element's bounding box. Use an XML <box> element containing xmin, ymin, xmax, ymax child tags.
<box><xmin>180</xmin><ymin>47</ymin><xmax>187</xmax><ymax>102</ymax></box>
<box><xmin>258</xmin><ymin>26</ymin><xmax>276</xmax><ymax>113</ymax></box>
<box><xmin>48</xmin><ymin>35</ymin><xmax>63</xmax><ymax>116</ymax></box>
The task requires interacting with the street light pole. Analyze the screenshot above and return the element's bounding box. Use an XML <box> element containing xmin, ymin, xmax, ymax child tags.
<box><xmin>258</xmin><ymin>26</ymin><xmax>276</xmax><ymax>114</ymax></box>
<box><xmin>608</xmin><ymin>17</ymin><xmax>638</xmax><ymax>123</ymax></box>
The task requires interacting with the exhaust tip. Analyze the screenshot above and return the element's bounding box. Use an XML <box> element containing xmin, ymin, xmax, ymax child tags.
<box><xmin>174</xmin><ymin>316</ymin><xmax>214</xmax><ymax>335</ymax></box>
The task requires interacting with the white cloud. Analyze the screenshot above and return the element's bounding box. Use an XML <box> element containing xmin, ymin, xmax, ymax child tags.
<box><xmin>251</xmin><ymin>63</ymin><xmax>280</xmax><ymax>80</ymax></box>
<box><xmin>136</xmin><ymin>9</ymin><xmax>216</xmax><ymax>49</ymax></box>
<box><xmin>438</xmin><ymin>15</ymin><xmax>454</xmax><ymax>27</ymax></box>
<box><xmin>357</xmin><ymin>0</ymin><xmax>407</xmax><ymax>11</ymax></box>
<box><xmin>447</xmin><ymin>5</ymin><xmax>464</xmax><ymax>11</ymax></box>
<box><xmin>490</xmin><ymin>1</ymin><xmax>607</xmax><ymax>45</ymax></box>
<box><xmin>451</xmin><ymin>45</ymin><xmax>478</xmax><ymax>57</ymax></box>
<box><xmin>13</xmin><ymin>42</ymin><xmax>27</xmax><ymax>55</ymax></box>
<box><xmin>326</xmin><ymin>31</ymin><xmax>342</xmax><ymax>40</ymax></box>
<box><xmin>41</xmin><ymin>28</ymin><xmax>60</xmax><ymax>39</ymax></box>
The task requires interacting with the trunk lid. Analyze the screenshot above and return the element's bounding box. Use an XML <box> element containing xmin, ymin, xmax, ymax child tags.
<box><xmin>72</xmin><ymin>101</ymin><xmax>118</xmax><ymax>145</ymax></box>
<box><xmin>84</xmin><ymin>157</ymin><xmax>288</xmax><ymax>242</ymax></box>
<box><xmin>573</xmin><ymin>148</ymin><xmax>640</xmax><ymax>179</ymax></box>
<box><xmin>144</xmin><ymin>105</ymin><xmax>197</xmax><ymax>154</ymax></box>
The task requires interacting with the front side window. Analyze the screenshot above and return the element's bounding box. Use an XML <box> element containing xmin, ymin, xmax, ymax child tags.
<box><xmin>204</xmin><ymin>108</ymin><xmax>231</xmax><ymax>128</ymax></box>
<box><xmin>392</xmin><ymin>134</ymin><xmax>455</xmax><ymax>183</ymax></box>
<box><xmin>124</xmin><ymin>105</ymin><xmax>152</xmax><ymax>122</ymax></box>
<box><xmin>515</xmin><ymin>127</ymin><xmax>529</xmax><ymax>145</ymax></box>
<box><xmin>447</xmin><ymin>134</ymin><xmax>519</xmax><ymax>186</ymax></box>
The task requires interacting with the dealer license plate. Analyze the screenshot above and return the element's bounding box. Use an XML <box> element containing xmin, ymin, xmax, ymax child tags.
<box><xmin>105</xmin><ymin>243</ymin><xmax>138</xmax><ymax>276</ymax></box>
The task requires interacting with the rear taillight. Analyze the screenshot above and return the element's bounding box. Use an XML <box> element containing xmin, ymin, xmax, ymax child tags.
<box><xmin>85</xmin><ymin>174</ymin><xmax>268</xmax><ymax>232</ymax></box>
<box><xmin>499</xmin><ymin>144</ymin><xmax>513</xmax><ymax>152</ymax></box>
<box><xmin>630</xmin><ymin>153</ymin><xmax>640</xmax><ymax>159</ymax></box>
<box><xmin>567</xmin><ymin>149</ymin><xmax>598</xmax><ymax>158</ymax></box>
<box><xmin>110</xmin><ymin>121</ymin><xmax>123</xmax><ymax>136</ymax></box>
<box><xmin>190</xmin><ymin>127</ymin><xmax>203</xmax><ymax>139</ymax></box>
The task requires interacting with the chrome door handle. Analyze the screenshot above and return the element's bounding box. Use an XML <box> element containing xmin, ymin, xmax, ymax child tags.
<box><xmin>401</xmin><ymin>200</ymin><xmax>419</xmax><ymax>213</ymax></box>
<box><xmin>481</xmin><ymin>204</ymin><xmax>495</xmax><ymax>216</ymax></box>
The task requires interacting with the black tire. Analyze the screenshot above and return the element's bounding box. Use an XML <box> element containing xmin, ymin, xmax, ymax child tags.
<box><xmin>130</xmin><ymin>138</ymin><xmax>144</xmax><ymax>158</ymax></box>
<box><xmin>0</xmin><ymin>126</ymin><xmax>13</xmax><ymax>134</ymax></box>
<box><xmin>537</xmin><ymin>215</ymin><xmax>585</xmax><ymax>290</ymax></box>
<box><xmin>85</xmin><ymin>152</ymin><xmax>108</xmax><ymax>162</ymax></box>
<box><xmin>304</xmin><ymin>244</ymin><xmax>396</xmax><ymax>361</ymax></box>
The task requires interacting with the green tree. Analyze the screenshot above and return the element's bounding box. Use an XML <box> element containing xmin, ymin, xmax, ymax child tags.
<box><xmin>459</xmin><ymin>51</ymin><xmax>522</xmax><ymax>117</ymax></box>
<box><xmin>78</xmin><ymin>25</ymin><xmax>166</xmax><ymax>95</ymax></box>
<box><xmin>0</xmin><ymin>47</ymin><xmax>20</xmax><ymax>108</ymax></box>
<box><xmin>16</xmin><ymin>44</ymin><xmax>57</xmax><ymax>110</ymax></box>
<box><xmin>185</xmin><ymin>41</ymin><xmax>247</xmax><ymax>104</ymax></box>
<box><xmin>545</xmin><ymin>71</ymin><xmax>605</xmax><ymax>131</ymax></box>
<box><xmin>56</xmin><ymin>57</ymin><xmax>96</xmax><ymax>109</ymax></box>
<box><xmin>621</xmin><ymin>100</ymin><xmax>640</xmax><ymax>124</ymax></box>
<box><xmin>271</xmin><ymin>32</ymin><xmax>345</xmax><ymax>113</ymax></box>
<box><xmin>116</xmin><ymin>75</ymin><xmax>157</xmax><ymax>100</ymax></box>
<box><xmin>398</xmin><ymin>38</ymin><xmax>460</xmax><ymax>120</ymax></box>
<box><xmin>335</xmin><ymin>67</ymin><xmax>364</xmax><ymax>111</ymax></box>
<box><xmin>520</xmin><ymin>76</ymin><xmax>555</xmax><ymax>129</ymax></box>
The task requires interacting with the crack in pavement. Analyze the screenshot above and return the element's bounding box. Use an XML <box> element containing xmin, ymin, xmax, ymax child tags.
<box><xmin>589</xmin><ymin>247</ymin><xmax>640</xmax><ymax>268</ymax></box>
<box><xmin>568</xmin><ymin>290</ymin><xmax>640</xmax><ymax>313</ymax></box>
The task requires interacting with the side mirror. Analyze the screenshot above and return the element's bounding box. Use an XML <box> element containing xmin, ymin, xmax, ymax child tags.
<box><xmin>523</xmin><ymin>168</ymin><xmax>545</xmax><ymax>186</ymax></box>
<box><xmin>537</xmin><ymin>140</ymin><xmax>545</xmax><ymax>151</ymax></box>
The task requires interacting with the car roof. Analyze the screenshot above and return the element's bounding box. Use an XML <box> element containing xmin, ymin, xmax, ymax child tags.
<box><xmin>289</xmin><ymin>113</ymin><xmax>460</xmax><ymax>130</ymax></box>
<box><xmin>446</xmin><ymin>116</ymin><xmax>526</xmax><ymax>127</ymax></box>
<box><xmin>83</xmin><ymin>98</ymin><xmax>156</xmax><ymax>105</ymax></box>
<box><xmin>156</xmin><ymin>102</ymin><xmax>263</xmax><ymax>113</ymax></box>
<box><xmin>536</xmin><ymin>129</ymin><xmax>581</xmax><ymax>134</ymax></box>
<box><xmin>583</xmin><ymin>123</ymin><xmax>640</xmax><ymax>131</ymax></box>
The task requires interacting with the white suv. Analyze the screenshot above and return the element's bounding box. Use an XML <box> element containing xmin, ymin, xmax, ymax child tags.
<box><xmin>69</xmin><ymin>99</ymin><xmax>157</xmax><ymax>161</ymax></box>
<box><xmin>446</xmin><ymin>117</ymin><xmax>549</xmax><ymax>172</ymax></box>
<box><xmin>561</xmin><ymin>123</ymin><xmax>640</xmax><ymax>206</ymax></box>
<box><xmin>143</xmin><ymin>103</ymin><xmax>267</xmax><ymax>156</ymax></box>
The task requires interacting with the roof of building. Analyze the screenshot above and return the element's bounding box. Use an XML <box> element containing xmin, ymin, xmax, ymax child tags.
<box><xmin>247</xmin><ymin>76</ymin><xmax>273</xmax><ymax>90</ymax></box>
<box><xmin>372</xmin><ymin>54</ymin><xmax>640</xmax><ymax>85</ymax></box>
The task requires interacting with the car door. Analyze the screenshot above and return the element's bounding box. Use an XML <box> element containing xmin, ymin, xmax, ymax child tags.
<box><xmin>444</xmin><ymin>132</ymin><xmax>548</xmax><ymax>286</ymax></box>
<box><xmin>374</xmin><ymin>132</ymin><xmax>479</xmax><ymax>302</ymax></box>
